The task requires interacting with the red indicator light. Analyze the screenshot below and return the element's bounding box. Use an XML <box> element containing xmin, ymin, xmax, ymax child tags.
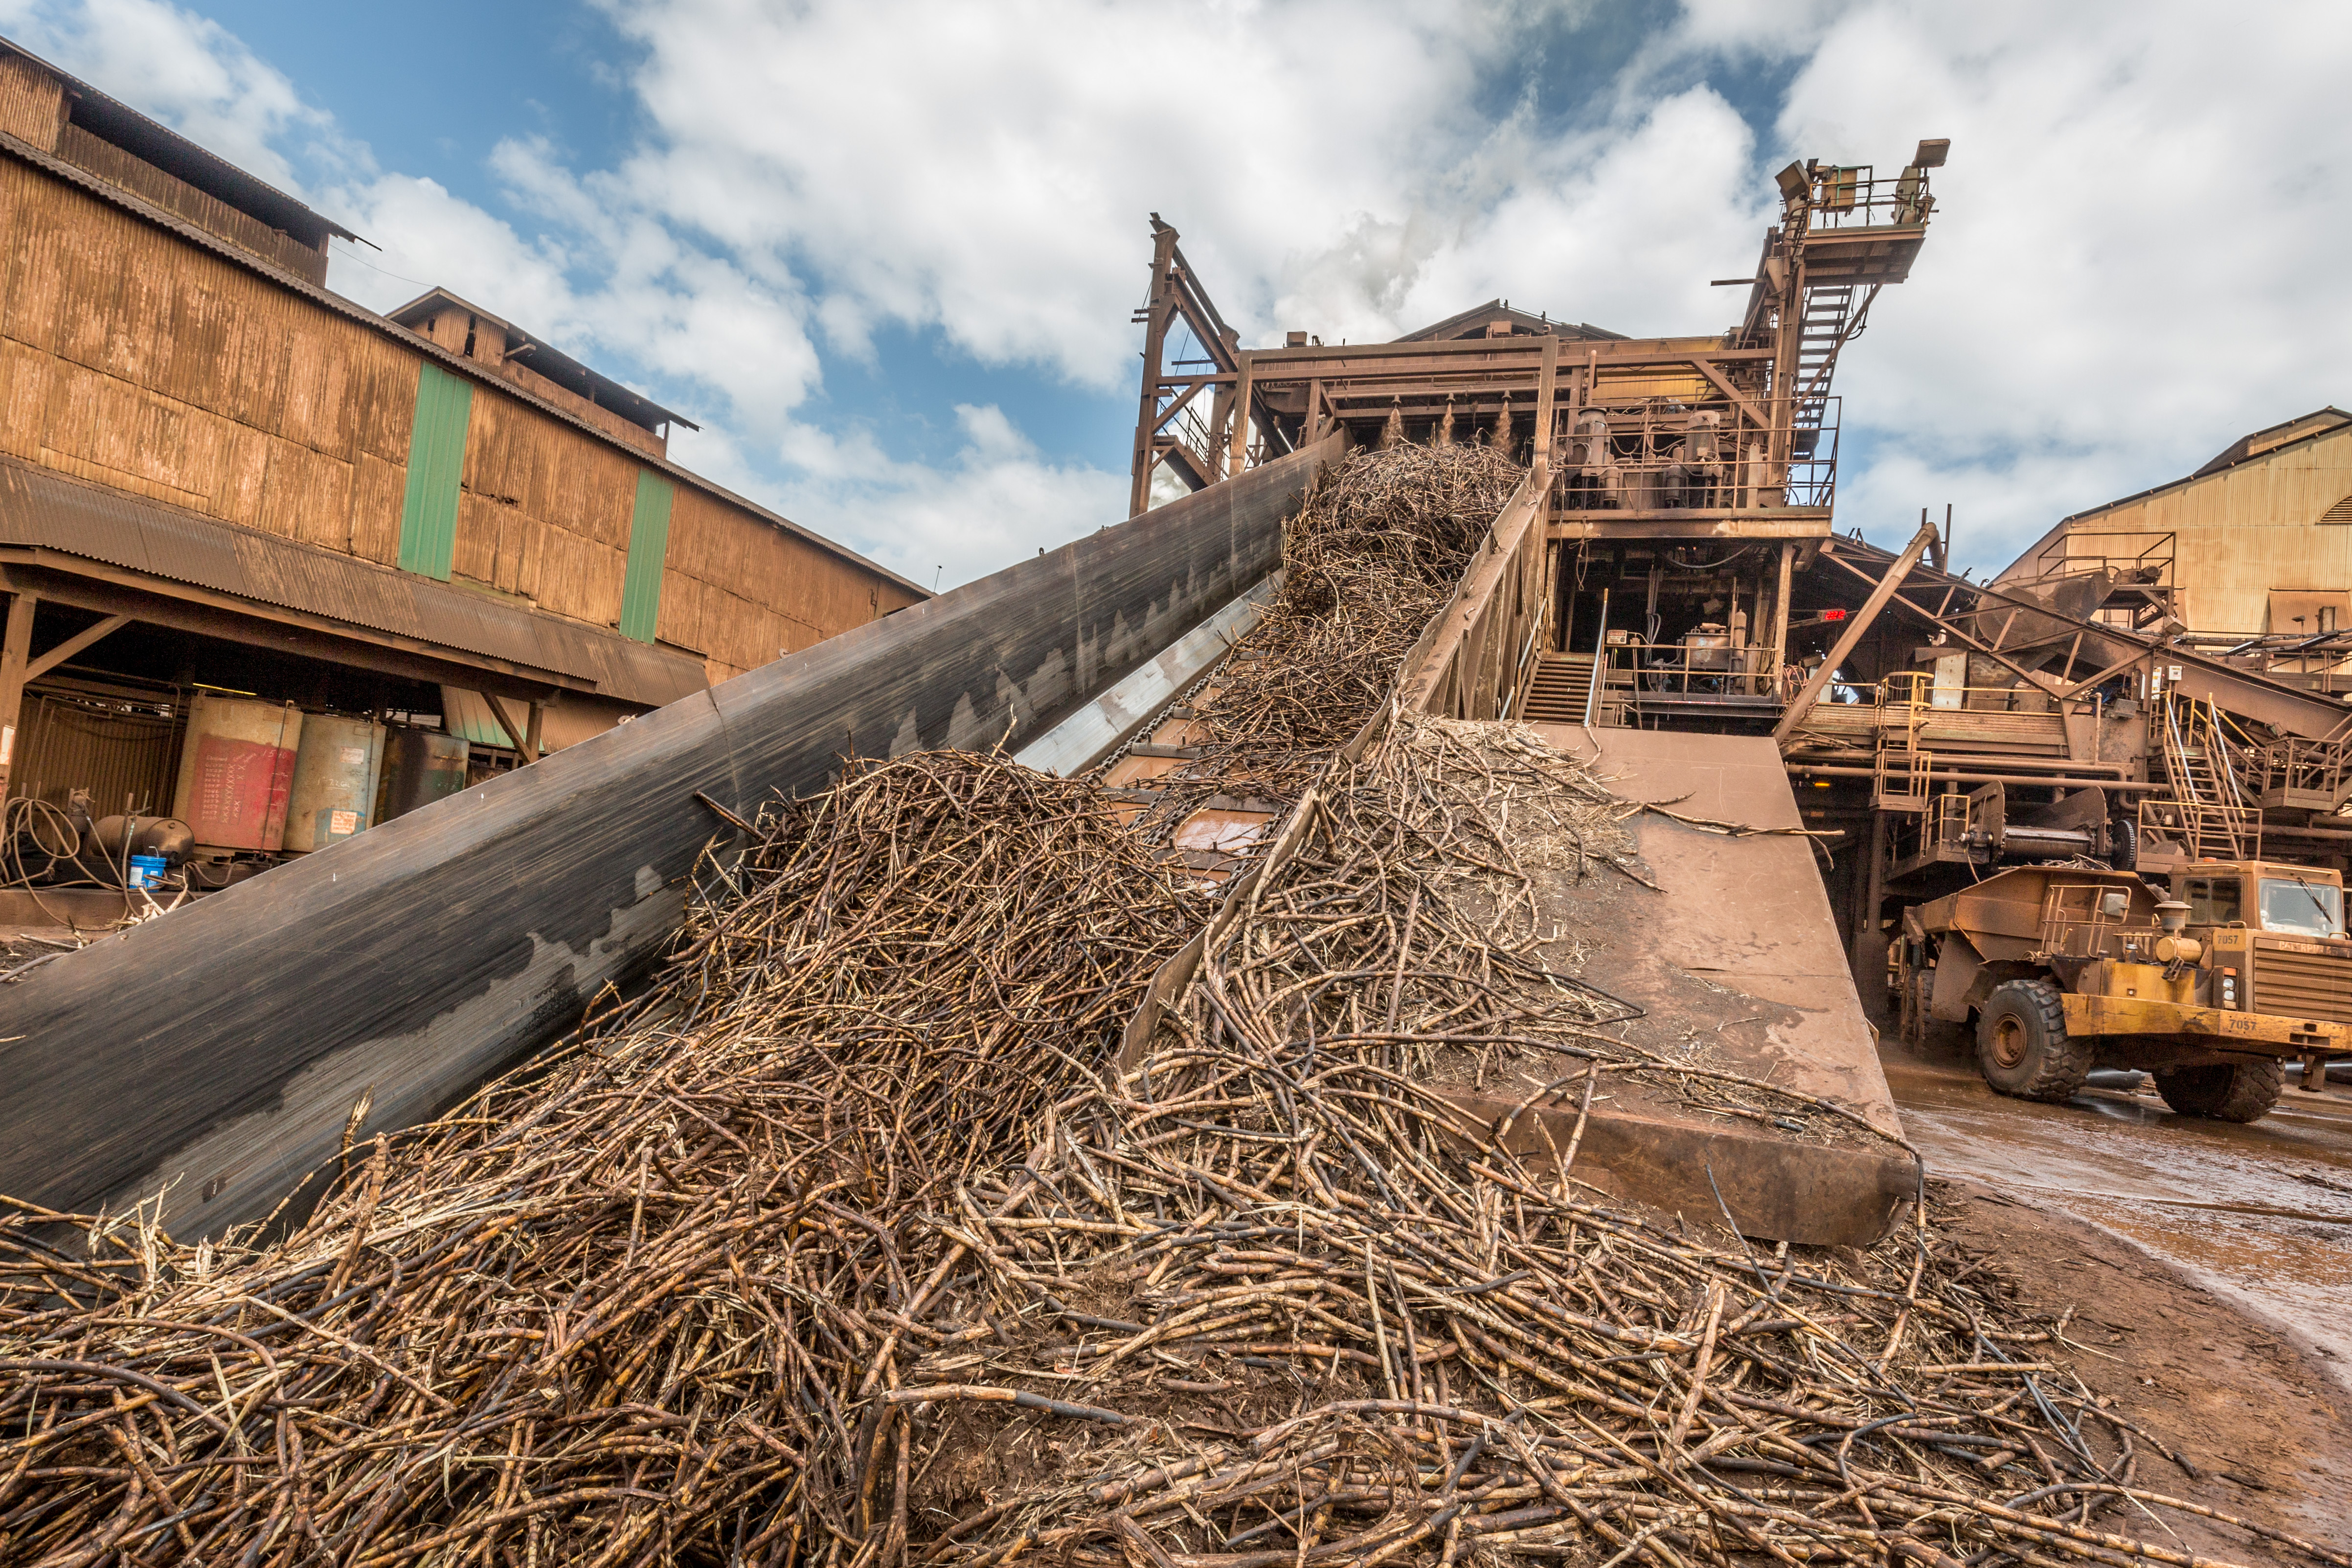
<box><xmin>1822</xmin><ymin>608</ymin><xmax>1847</xmax><ymax>621</ymax></box>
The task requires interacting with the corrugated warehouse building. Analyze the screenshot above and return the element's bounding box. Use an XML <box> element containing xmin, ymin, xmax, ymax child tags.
<box><xmin>1997</xmin><ymin>408</ymin><xmax>2352</xmax><ymax>637</ymax></box>
<box><xmin>0</xmin><ymin>37</ymin><xmax>924</xmax><ymax>863</ymax></box>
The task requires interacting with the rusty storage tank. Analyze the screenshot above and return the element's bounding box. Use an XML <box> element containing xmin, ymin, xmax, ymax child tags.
<box><xmin>283</xmin><ymin>714</ymin><xmax>386</xmax><ymax>852</ymax></box>
<box><xmin>168</xmin><ymin>694</ymin><xmax>303</xmax><ymax>853</ymax></box>
<box><xmin>376</xmin><ymin>728</ymin><xmax>470</xmax><ymax>824</ymax></box>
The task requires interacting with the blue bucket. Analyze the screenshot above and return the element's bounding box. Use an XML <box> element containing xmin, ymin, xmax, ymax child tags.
<box><xmin>127</xmin><ymin>854</ymin><xmax>167</xmax><ymax>890</ymax></box>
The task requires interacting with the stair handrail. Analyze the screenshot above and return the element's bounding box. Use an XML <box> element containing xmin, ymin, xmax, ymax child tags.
<box><xmin>1583</xmin><ymin>588</ymin><xmax>1610</xmax><ymax>731</ymax></box>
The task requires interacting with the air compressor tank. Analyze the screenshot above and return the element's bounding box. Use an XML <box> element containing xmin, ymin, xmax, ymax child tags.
<box><xmin>284</xmin><ymin>714</ymin><xmax>386</xmax><ymax>852</ymax></box>
<box><xmin>376</xmin><ymin>728</ymin><xmax>469</xmax><ymax>824</ymax></box>
<box><xmin>169</xmin><ymin>694</ymin><xmax>303</xmax><ymax>853</ymax></box>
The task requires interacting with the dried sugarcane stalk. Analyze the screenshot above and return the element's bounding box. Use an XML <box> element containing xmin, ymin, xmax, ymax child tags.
<box><xmin>0</xmin><ymin>449</ymin><xmax>2329</xmax><ymax>1568</ymax></box>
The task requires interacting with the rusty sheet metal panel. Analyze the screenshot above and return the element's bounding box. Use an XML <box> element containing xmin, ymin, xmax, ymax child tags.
<box><xmin>0</xmin><ymin>436</ymin><xmax>1334</xmax><ymax>1236</ymax></box>
<box><xmin>1507</xmin><ymin>724</ymin><xmax>1912</xmax><ymax>1243</ymax></box>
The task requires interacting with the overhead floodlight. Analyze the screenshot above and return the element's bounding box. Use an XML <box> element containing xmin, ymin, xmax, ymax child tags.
<box><xmin>1774</xmin><ymin>161</ymin><xmax>1809</xmax><ymax>201</ymax></box>
<box><xmin>1911</xmin><ymin>138</ymin><xmax>1950</xmax><ymax>169</ymax></box>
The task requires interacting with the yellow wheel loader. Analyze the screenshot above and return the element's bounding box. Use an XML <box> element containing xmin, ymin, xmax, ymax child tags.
<box><xmin>1897</xmin><ymin>860</ymin><xmax>2352</xmax><ymax>1123</ymax></box>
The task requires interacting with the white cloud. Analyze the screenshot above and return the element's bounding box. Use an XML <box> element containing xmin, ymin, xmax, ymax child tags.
<box><xmin>589</xmin><ymin>0</ymin><xmax>1619</xmax><ymax>384</ymax></box>
<box><xmin>10</xmin><ymin>0</ymin><xmax>2351</xmax><ymax>594</ymax></box>
<box><xmin>747</xmin><ymin>404</ymin><xmax>1124</xmax><ymax>589</ymax></box>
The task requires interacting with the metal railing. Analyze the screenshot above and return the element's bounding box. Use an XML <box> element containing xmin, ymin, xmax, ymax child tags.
<box><xmin>2252</xmin><ymin>735</ymin><xmax>2352</xmax><ymax>811</ymax></box>
<box><xmin>2029</xmin><ymin>531</ymin><xmax>2174</xmax><ymax>586</ymax></box>
<box><xmin>1875</xmin><ymin>672</ymin><xmax>2070</xmax><ymax>717</ymax></box>
<box><xmin>1160</xmin><ymin>399</ymin><xmax>1222</xmax><ymax>477</ymax></box>
<box><xmin>1803</xmin><ymin>163</ymin><xmax>1936</xmax><ymax>231</ymax></box>
<box><xmin>2037</xmin><ymin>882</ymin><xmax>2147</xmax><ymax>961</ymax></box>
<box><xmin>1601</xmin><ymin>638</ymin><xmax>1779</xmax><ymax>699</ymax></box>
<box><xmin>1554</xmin><ymin>401</ymin><xmax>1838</xmax><ymax>512</ymax></box>
<box><xmin>2141</xmin><ymin>695</ymin><xmax>2261</xmax><ymax>861</ymax></box>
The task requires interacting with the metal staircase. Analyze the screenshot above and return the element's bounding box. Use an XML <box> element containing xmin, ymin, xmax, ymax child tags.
<box><xmin>1790</xmin><ymin>282</ymin><xmax>1871</xmax><ymax>454</ymax></box>
<box><xmin>2143</xmin><ymin>695</ymin><xmax>2261</xmax><ymax>860</ymax></box>
<box><xmin>1517</xmin><ymin>654</ymin><xmax>1596</xmax><ymax>724</ymax></box>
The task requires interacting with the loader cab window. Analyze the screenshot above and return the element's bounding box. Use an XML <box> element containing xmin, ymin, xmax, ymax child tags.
<box><xmin>2184</xmin><ymin>876</ymin><xmax>2241</xmax><ymax>927</ymax></box>
<box><xmin>2259</xmin><ymin>877</ymin><xmax>2343</xmax><ymax>938</ymax></box>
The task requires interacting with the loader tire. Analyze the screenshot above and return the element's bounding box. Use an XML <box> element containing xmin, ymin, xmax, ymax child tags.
<box><xmin>2153</xmin><ymin>1059</ymin><xmax>2284</xmax><ymax>1123</ymax></box>
<box><xmin>1976</xmin><ymin>979</ymin><xmax>2092</xmax><ymax>1103</ymax></box>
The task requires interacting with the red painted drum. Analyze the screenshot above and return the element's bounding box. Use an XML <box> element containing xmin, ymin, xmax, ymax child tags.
<box><xmin>168</xmin><ymin>693</ymin><xmax>304</xmax><ymax>853</ymax></box>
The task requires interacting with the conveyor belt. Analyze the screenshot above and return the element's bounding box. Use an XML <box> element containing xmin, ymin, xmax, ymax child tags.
<box><xmin>0</xmin><ymin>438</ymin><xmax>1339</xmax><ymax>1236</ymax></box>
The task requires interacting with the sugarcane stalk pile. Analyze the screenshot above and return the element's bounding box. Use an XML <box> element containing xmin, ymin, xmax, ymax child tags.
<box><xmin>2</xmin><ymin>735</ymin><xmax>2335</xmax><ymax>1568</ymax></box>
<box><xmin>889</xmin><ymin>721</ymin><xmax>2342</xmax><ymax>1568</ymax></box>
<box><xmin>1124</xmin><ymin>444</ymin><xmax>1525</xmax><ymax>805</ymax></box>
<box><xmin>2</xmin><ymin>446</ymin><xmax>2339</xmax><ymax>1567</ymax></box>
<box><xmin>0</xmin><ymin>754</ymin><xmax>1201</xmax><ymax>1565</ymax></box>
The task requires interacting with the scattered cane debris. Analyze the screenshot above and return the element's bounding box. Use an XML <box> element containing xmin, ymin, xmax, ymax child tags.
<box><xmin>0</xmin><ymin>451</ymin><xmax>2337</xmax><ymax>1568</ymax></box>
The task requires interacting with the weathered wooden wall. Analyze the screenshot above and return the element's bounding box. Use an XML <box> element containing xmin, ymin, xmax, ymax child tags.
<box><xmin>0</xmin><ymin>49</ymin><xmax>65</xmax><ymax>149</ymax></box>
<box><xmin>0</xmin><ymin>154</ymin><xmax>921</xmax><ymax>683</ymax></box>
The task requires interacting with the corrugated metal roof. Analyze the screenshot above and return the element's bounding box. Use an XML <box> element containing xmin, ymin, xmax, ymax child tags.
<box><xmin>2191</xmin><ymin>407</ymin><xmax>2352</xmax><ymax>479</ymax></box>
<box><xmin>0</xmin><ymin>457</ymin><xmax>707</xmax><ymax>707</ymax></box>
<box><xmin>1394</xmin><ymin>299</ymin><xmax>1626</xmax><ymax>344</ymax></box>
<box><xmin>2055</xmin><ymin>411</ymin><xmax>2352</xmax><ymax>528</ymax></box>
<box><xmin>0</xmin><ymin>36</ymin><xmax>359</xmax><ymax>248</ymax></box>
<box><xmin>387</xmin><ymin>288</ymin><xmax>700</xmax><ymax>436</ymax></box>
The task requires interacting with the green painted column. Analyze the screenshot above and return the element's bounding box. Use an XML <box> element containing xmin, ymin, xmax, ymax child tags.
<box><xmin>396</xmin><ymin>363</ymin><xmax>474</xmax><ymax>580</ymax></box>
<box><xmin>620</xmin><ymin>471</ymin><xmax>675</xmax><ymax>643</ymax></box>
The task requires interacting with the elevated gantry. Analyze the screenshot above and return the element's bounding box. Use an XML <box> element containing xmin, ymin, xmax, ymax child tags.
<box><xmin>1128</xmin><ymin>140</ymin><xmax>1949</xmax><ymax>544</ymax></box>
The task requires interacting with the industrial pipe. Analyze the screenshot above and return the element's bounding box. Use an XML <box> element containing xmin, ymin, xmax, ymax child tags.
<box><xmin>2249</xmin><ymin>821</ymin><xmax>2352</xmax><ymax>844</ymax></box>
<box><xmin>1786</xmin><ymin>765</ymin><xmax>2164</xmax><ymax>792</ymax></box>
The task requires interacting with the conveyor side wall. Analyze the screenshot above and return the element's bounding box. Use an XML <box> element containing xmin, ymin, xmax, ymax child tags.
<box><xmin>0</xmin><ymin>436</ymin><xmax>1338</xmax><ymax>1235</ymax></box>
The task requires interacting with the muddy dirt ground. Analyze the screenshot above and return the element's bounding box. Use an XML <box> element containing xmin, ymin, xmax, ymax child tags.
<box><xmin>1882</xmin><ymin>1029</ymin><xmax>2352</xmax><ymax>1555</ymax></box>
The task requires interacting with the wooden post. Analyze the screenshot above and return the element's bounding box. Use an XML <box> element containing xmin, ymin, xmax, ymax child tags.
<box><xmin>480</xmin><ymin>691</ymin><xmax>539</xmax><ymax>764</ymax></box>
<box><xmin>0</xmin><ymin>592</ymin><xmax>36</xmax><ymax>808</ymax></box>
<box><xmin>1771</xmin><ymin>520</ymin><xmax>1938</xmax><ymax>745</ymax></box>
<box><xmin>526</xmin><ymin>701</ymin><xmax>545</xmax><ymax>760</ymax></box>
<box><xmin>24</xmin><ymin>614</ymin><xmax>130</xmax><ymax>683</ymax></box>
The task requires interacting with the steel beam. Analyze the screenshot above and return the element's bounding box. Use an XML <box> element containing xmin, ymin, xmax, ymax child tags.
<box><xmin>1773</xmin><ymin>519</ymin><xmax>1939</xmax><ymax>744</ymax></box>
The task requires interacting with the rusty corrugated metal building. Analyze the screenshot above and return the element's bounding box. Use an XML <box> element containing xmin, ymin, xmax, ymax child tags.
<box><xmin>0</xmin><ymin>36</ymin><xmax>924</xmax><ymax>820</ymax></box>
<box><xmin>1996</xmin><ymin>408</ymin><xmax>2352</xmax><ymax>638</ymax></box>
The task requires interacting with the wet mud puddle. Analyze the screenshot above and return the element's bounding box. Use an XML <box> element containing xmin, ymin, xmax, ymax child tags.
<box><xmin>1881</xmin><ymin>1044</ymin><xmax>2352</xmax><ymax>1391</ymax></box>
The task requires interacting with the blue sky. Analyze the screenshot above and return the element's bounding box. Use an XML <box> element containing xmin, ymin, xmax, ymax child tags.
<box><xmin>5</xmin><ymin>0</ymin><xmax>2348</xmax><ymax>589</ymax></box>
